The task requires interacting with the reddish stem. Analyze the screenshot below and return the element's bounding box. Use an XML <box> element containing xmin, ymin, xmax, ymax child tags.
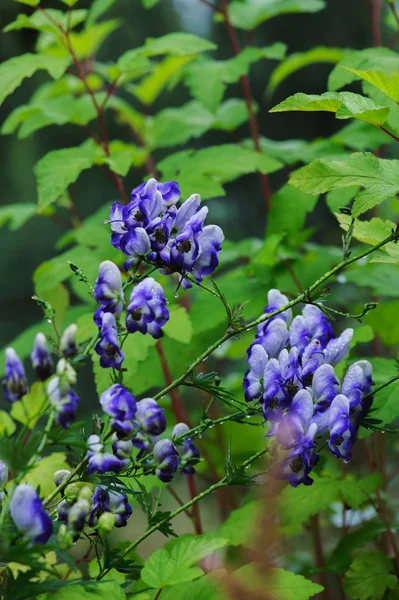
<box><xmin>154</xmin><ymin>590</ymin><xmax>163</xmax><ymax>600</ymax></box>
<box><xmin>219</xmin><ymin>0</ymin><xmax>272</xmax><ymax>210</ymax></box>
<box><xmin>187</xmin><ymin>475</ymin><xmax>203</xmax><ymax>534</ymax></box>
<box><xmin>370</xmin><ymin>0</ymin><xmax>382</xmax><ymax>47</ymax></box>
<box><xmin>310</xmin><ymin>514</ymin><xmax>330</xmax><ymax>600</ymax></box>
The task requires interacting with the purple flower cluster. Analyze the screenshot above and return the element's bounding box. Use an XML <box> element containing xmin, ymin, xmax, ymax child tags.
<box><xmin>85</xmin><ymin>383</ymin><xmax>200</xmax><ymax>483</ymax></box>
<box><xmin>109</xmin><ymin>178</ymin><xmax>224</xmax><ymax>289</ymax></box>
<box><xmin>48</xmin><ymin>359</ymin><xmax>80</xmax><ymax>429</ymax></box>
<box><xmin>243</xmin><ymin>289</ymin><xmax>373</xmax><ymax>487</ymax></box>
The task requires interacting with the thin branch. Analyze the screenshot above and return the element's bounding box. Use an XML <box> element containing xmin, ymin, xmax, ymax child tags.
<box><xmin>370</xmin><ymin>0</ymin><xmax>382</xmax><ymax>46</ymax></box>
<box><xmin>380</xmin><ymin>126</ymin><xmax>399</xmax><ymax>143</ymax></box>
<box><xmin>310</xmin><ymin>514</ymin><xmax>330</xmax><ymax>600</ymax></box>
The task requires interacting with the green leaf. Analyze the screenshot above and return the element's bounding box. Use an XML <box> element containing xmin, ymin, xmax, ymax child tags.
<box><xmin>0</xmin><ymin>53</ymin><xmax>69</xmax><ymax>106</ymax></box>
<box><xmin>141</xmin><ymin>534</ymin><xmax>229</xmax><ymax>588</ymax></box>
<box><xmin>228</xmin><ymin>0</ymin><xmax>326</xmax><ymax>30</ymax></box>
<box><xmin>289</xmin><ymin>152</ymin><xmax>399</xmax><ymax>217</ymax></box>
<box><xmin>267</xmin><ymin>46</ymin><xmax>346</xmax><ymax>95</ymax></box>
<box><xmin>185</xmin><ymin>44</ymin><xmax>286</xmax><ymax>112</ymax></box>
<box><xmin>52</xmin><ymin>581</ymin><xmax>126</xmax><ymax>600</ymax></box>
<box><xmin>328</xmin><ymin>48</ymin><xmax>399</xmax><ymax>92</ymax></box>
<box><xmin>86</xmin><ymin>0</ymin><xmax>117</xmax><ymax>28</ymax></box>
<box><xmin>234</xmin><ymin>564</ymin><xmax>323</xmax><ymax>600</ymax></box>
<box><xmin>163</xmin><ymin>306</ymin><xmax>192</xmax><ymax>344</ymax></box>
<box><xmin>343</xmin><ymin>67</ymin><xmax>399</xmax><ymax>104</ymax></box>
<box><xmin>270</xmin><ymin>91</ymin><xmax>389</xmax><ymax>126</ymax></box>
<box><xmin>130</xmin><ymin>55</ymin><xmax>193</xmax><ymax>105</ymax></box>
<box><xmin>366</xmin><ymin>300</ymin><xmax>399</xmax><ymax>346</ymax></box>
<box><xmin>328</xmin><ymin>520</ymin><xmax>386</xmax><ymax>574</ymax></box>
<box><xmin>22</xmin><ymin>451</ymin><xmax>70</xmax><ymax>498</ymax></box>
<box><xmin>4</xmin><ymin>9</ymin><xmax>87</xmax><ymax>33</ymax></box>
<box><xmin>213</xmin><ymin>98</ymin><xmax>249</xmax><ymax>131</ymax></box>
<box><xmin>217</xmin><ymin>500</ymin><xmax>262</xmax><ymax>546</ymax></box>
<box><xmin>267</xmin><ymin>185</ymin><xmax>318</xmax><ymax>236</ymax></box>
<box><xmin>158</xmin><ymin>144</ymin><xmax>283</xmax><ymax>199</ymax></box>
<box><xmin>142</xmin><ymin>33</ymin><xmax>216</xmax><ymax>57</ymax></box>
<box><xmin>35</xmin><ymin>140</ymin><xmax>96</xmax><ymax>211</ymax></box>
<box><xmin>0</xmin><ymin>203</ymin><xmax>37</xmax><ymax>230</ymax></box>
<box><xmin>159</xmin><ymin>577</ymin><xmax>219</xmax><ymax>600</ymax></box>
<box><xmin>146</xmin><ymin>101</ymin><xmax>214</xmax><ymax>149</ymax></box>
<box><xmin>11</xmin><ymin>382</ymin><xmax>48</xmax><ymax>428</ymax></box>
<box><xmin>336</xmin><ymin>213</ymin><xmax>399</xmax><ymax>261</ymax></box>
<box><xmin>14</xmin><ymin>0</ymin><xmax>40</xmax><ymax>5</ymax></box>
<box><xmin>331</xmin><ymin>120</ymin><xmax>390</xmax><ymax>152</ymax></box>
<box><xmin>0</xmin><ymin>411</ymin><xmax>16</xmax><ymax>436</ymax></box>
<box><xmin>344</xmin><ymin>551</ymin><xmax>397</xmax><ymax>600</ymax></box>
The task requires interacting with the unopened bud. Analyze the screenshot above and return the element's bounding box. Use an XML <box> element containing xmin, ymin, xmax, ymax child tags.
<box><xmin>54</xmin><ymin>469</ymin><xmax>71</xmax><ymax>488</ymax></box>
<box><xmin>68</xmin><ymin>498</ymin><xmax>91</xmax><ymax>532</ymax></box>
<box><xmin>65</xmin><ymin>482</ymin><xmax>91</xmax><ymax>505</ymax></box>
<box><xmin>56</xmin><ymin>359</ymin><xmax>77</xmax><ymax>391</ymax></box>
<box><xmin>60</xmin><ymin>324</ymin><xmax>79</xmax><ymax>359</ymax></box>
<box><xmin>98</xmin><ymin>511</ymin><xmax>115</xmax><ymax>535</ymax></box>
<box><xmin>0</xmin><ymin>460</ymin><xmax>8</xmax><ymax>489</ymax></box>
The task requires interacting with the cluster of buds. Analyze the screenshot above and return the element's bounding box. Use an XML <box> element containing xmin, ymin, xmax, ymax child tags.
<box><xmin>243</xmin><ymin>290</ymin><xmax>373</xmax><ymax>487</ymax></box>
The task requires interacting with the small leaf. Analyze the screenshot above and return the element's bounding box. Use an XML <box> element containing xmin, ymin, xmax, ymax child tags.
<box><xmin>344</xmin><ymin>551</ymin><xmax>397</xmax><ymax>600</ymax></box>
<box><xmin>270</xmin><ymin>91</ymin><xmax>389</xmax><ymax>126</ymax></box>
<box><xmin>0</xmin><ymin>411</ymin><xmax>16</xmax><ymax>436</ymax></box>
<box><xmin>141</xmin><ymin>534</ymin><xmax>229</xmax><ymax>588</ymax></box>
<box><xmin>228</xmin><ymin>0</ymin><xmax>326</xmax><ymax>30</ymax></box>
<box><xmin>267</xmin><ymin>46</ymin><xmax>346</xmax><ymax>94</ymax></box>
<box><xmin>22</xmin><ymin>452</ymin><xmax>70</xmax><ymax>498</ymax></box>
<box><xmin>289</xmin><ymin>152</ymin><xmax>399</xmax><ymax>217</ymax></box>
<box><xmin>11</xmin><ymin>382</ymin><xmax>48</xmax><ymax>429</ymax></box>
<box><xmin>343</xmin><ymin>67</ymin><xmax>399</xmax><ymax>104</ymax></box>
<box><xmin>163</xmin><ymin>306</ymin><xmax>193</xmax><ymax>344</ymax></box>
<box><xmin>86</xmin><ymin>0</ymin><xmax>117</xmax><ymax>28</ymax></box>
<box><xmin>35</xmin><ymin>140</ymin><xmax>96</xmax><ymax>211</ymax></box>
<box><xmin>142</xmin><ymin>33</ymin><xmax>216</xmax><ymax>57</ymax></box>
<box><xmin>234</xmin><ymin>564</ymin><xmax>323</xmax><ymax>600</ymax></box>
<box><xmin>0</xmin><ymin>54</ymin><xmax>69</xmax><ymax>106</ymax></box>
<box><xmin>0</xmin><ymin>203</ymin><xmax>37</xmax><ymax>230</ymax></box>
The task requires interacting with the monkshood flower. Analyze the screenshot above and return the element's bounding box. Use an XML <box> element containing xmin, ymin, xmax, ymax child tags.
<box><xmin>135</xmin><ymin>398</ymin><xmax>166</xmax><ymax>435</ymax></box>
<box><xmin>9</xmin><ymin>484</ymin><xmax>52</xmax><ymax>544</ymax></box>
<box><xmin>0</xmin><ymin>460</ymin><xmax>8</xmax><ymax>488</ymax></box>
<box><xmin>279</xmin><ymin>423</ymin><xmax>319</xmax><ymax>487</ymax></box>
<box><xmin>109</xmin><ymin>180</ymin><xmax>224</xmax><ymax>283</ymax></box>
<box><xmin>89</xmin><ymin>486</ymin><xmax>132</xmax><ymax>528</ymax></box>
<box><xmin>126</xmin><ymin>278</ymin><xmax>169</xmax><ymax>339</ymax></box>
<box><xmin>100</xmin><ymin>384</ymin><xmax>137</xmax><ymax>437</ymax></box>
<box><xmin>3</xmin><ymin>348</ymin><xmax>28</xmax><ymax>403</ymax></box>
<box><xmin>86</xmin><ymin>435</ymin><xmax>128</xmax><ymax>474</ymax></box>
<box><xmin>93</xmin><ymin>260</ymin><xmax>124</xmax><ymax>326</ymax></box>
<box><xmin>53</xmin><ymin>469</ymin><xmax>70</xmax><ymax>487</ymax></box>
<box><xmin>328</xmin><ymin>394</ymin><xmax>354</xmax><ymax>461</ymax></box>
<box><xmin>95</xmin><ymin>313</ymin><xmax>124</xmax><ymax>369</ymax></box>
<box><xmin>172</xmin><ymin>423</ymin><xmax>200</xmax><ymax>475</ymax></box>
<box><xmin>31</xmin><ymin>333</ymin><xmax>53</xmax><ymax>381</ymax></box>
<box><xmin>153</xmin><ymin>439</ymin><xmax>179</xmax><ymax>482</ymax></box>
<box><xmin>60</xmin><ymin>324</ymin><xmax>79</xmax><ymax>359</ymax></box>
<box><xmin>112</xmin><ymin>436</ymin><xmax>133</xmax><ymax>460</ymax></box>
<box><xmin>243</xmin><ymin>289</ymin><xmax>373</xmax><ymax>487</ymax></box>
<box><xmin>68</xmin><ymin>498</ymin><xmax>92</xmax><ymax>532</ymax></box>
<box><xmin>48</xmin><ymin>377</ymin><xmax>79</xmax><ymax>429</ymax></box>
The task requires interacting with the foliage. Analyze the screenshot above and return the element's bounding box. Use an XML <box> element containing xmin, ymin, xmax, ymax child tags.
<box><xmin>1</xmin><ymin>1</ymin><xmax>399</xmax><ymax>599</ymax></box>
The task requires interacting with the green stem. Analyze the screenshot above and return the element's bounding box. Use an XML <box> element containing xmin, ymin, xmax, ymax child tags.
<box><xmin>98</xmin><ymin>447</ymin><xmax>268</xmax><ymax>579</ymax></box>
<box><xmin>154</xmin><ymin>232</ymin><xmax>397</xmax><ymax>402</ymax></box>
<box><xmin>364</xmin><ymin>373</ymin><xmax>399</xmax><ymax>400</ymax></box>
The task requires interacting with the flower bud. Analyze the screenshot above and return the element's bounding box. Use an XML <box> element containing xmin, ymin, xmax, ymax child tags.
<box><xmin>87</xmin><ymin>434</ymin><xmax>103</xmax><ymax>454</ymax></box>
<box><xmin>0</xmin><ymin>460</ymin><xmax>8</xmax><ymax>489</ymax></box>
<box><xmin>172</xmin><ymin>423</ymin><xmax>200</xmax><ymax>475</ymax></box>
<box><xmin>97</xmin><ymin>511</ymin><xmax>116</xmax><ymax>535</ymax></box>
<box><xmin>112</xmin><ymin>436</ymin><xmax>133</xmax><ymax>459</ymax></box>
<box><xmin>60</xmin><ymin>324</ymin><xmax>79</xmax><ymax>359</ymax></box>
<box><xmin>54</xmin><ymin>469</ymin><xmax>70</xmax><ymax>488</ymax></box>
<box><xmin>57</xmin><ymin>523</ymin><xmax>74</xmax><ymax>550</ymax></box>
<box><xmin>136</xmin><ymin>398</ymin><xmax>166</xmax><ymax>435</ymax></box>
<box><xmin>9</xmin><ymin>484</ymin><xmax>52</xmax><ymax>544</ymax></box>
<box><xmin>56</xmin><ymin>359</ymin><xmax>77</xmax><ymax>390</ymax></box>
<box><xmin>3</xmin><ymin>348</ymin><xmax>28</xmax><ymax>403</ymax></box>
<box><xmin>31</xmin><ymin>333</ymin><xmax>53</xmax><ymax>381</ymax></box>
<box><xmin>68</xmin><ymin>498</ymin><xmax>91</xmax><ymax>532</ymax></box>
<box><xmin>65</xmin><ymin>482</ymin><xmax>91</xmax><ymax>505</ymax></box>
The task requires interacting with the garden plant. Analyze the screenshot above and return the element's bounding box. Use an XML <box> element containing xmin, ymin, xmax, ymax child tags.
<box><xmin>2</xmin><ymin>0</ymin><xmax>399</xmax><ymax>599</ymax></box>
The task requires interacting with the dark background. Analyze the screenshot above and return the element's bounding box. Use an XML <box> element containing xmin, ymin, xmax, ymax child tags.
<box><xmin>0</xmin><ymin>0</ymin><xmax>375</xmax><ymax>348</ymax></box>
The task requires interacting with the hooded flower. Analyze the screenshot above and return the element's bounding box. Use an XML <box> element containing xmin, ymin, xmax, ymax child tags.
<box><xmin>135</xmin><ymin>398</ymin><xmax>166</xmax><ymax>435</ymax></box>
<box><xmin>9</xmin><ymin>484</ymin><xmax>52</xmax><ymax>544</ymax></box>
<box><xmin>48</xmin><ymin>377</ymin><xmax>79</xmax><ymax>429</ymax></box>
<box><xmin>60</xmin><ymin>324</ymin><xmax>79</xmax><ymax>359</ymax></box>
<box><xmin>172</xmin><ymin>423</ymin><xmax>200</xmax><ymax>475</ymax></box>
<box><xmin>153</xmin><ymin>439</ymin><xmax>179</xmax><ymax>482</ymax></box>
<box><xmin>328</xmin><ymin>394</ymin><xmax>354</xmax><ymax>461</ymax></box>
<box><xmin>243</xmin><ymin>344</ymin><xmax>268</xmax><ymax>402</ymax></box>
<box><xmin>87</xmin><ymin>435</ymin><xmax>128</xmax><ymax>475</ymax></box>
<box><xmin>31</xmin><ymin>333</ymin><xmax>53</xmax><ymax>381</ymax></box>
<box><xmin>3</xmin><ymin>348</ymin><xmax>28</xmax><ymax>403</ymax></box>
<box><xmin>126</xmin><ymin>278</ymin><xmax>169</xmax><ymax>339</ymax></box>
<box><xmin>93</xmin><ymin>260</ymin><xmax>124</xmax><ymax>326</ymax></box>
<box><xmin>95</xmin><ymin>313</ymin><xmax>124</xmax><ymax>369</ymax></box>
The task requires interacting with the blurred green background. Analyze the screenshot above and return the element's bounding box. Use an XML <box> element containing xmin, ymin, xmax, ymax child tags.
<box><xmin>0</xmin><ymin>0</ymin><xmax>374</xmax><ymax>348</ymax></box>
